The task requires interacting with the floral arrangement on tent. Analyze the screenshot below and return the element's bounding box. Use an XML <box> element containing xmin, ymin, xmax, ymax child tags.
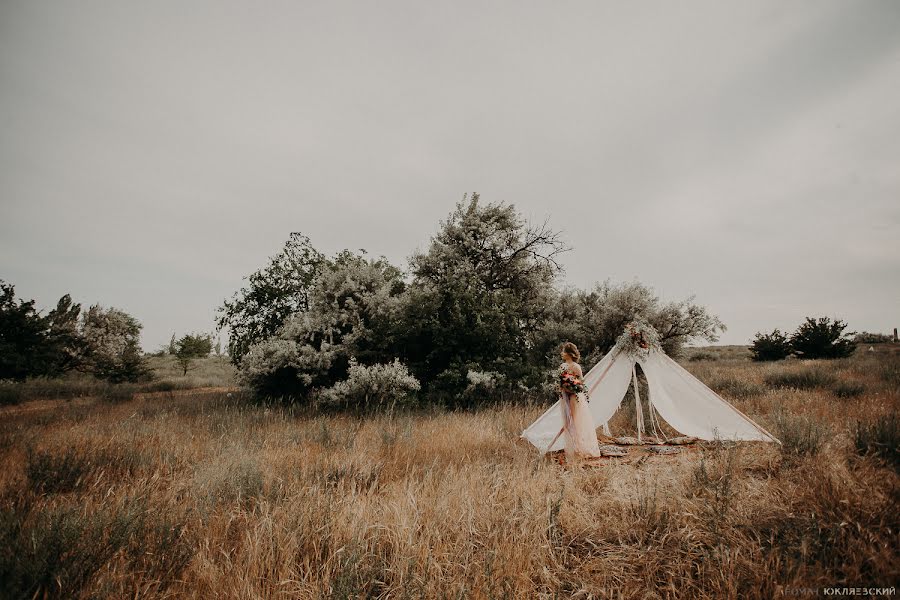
<box><xmin>612</xmin><ymin>318</ymin><xmax>662</xmax><ymax>358</ymax></box>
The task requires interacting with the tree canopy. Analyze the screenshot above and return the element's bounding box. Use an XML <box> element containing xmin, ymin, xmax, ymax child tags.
<box><xmin>216</xmin><ymin>232</ymin><xmax>325</xmax><ymax>362</ymax></box>
<box><xmin>226</xmin><ymin>194</ymin><xmax>730</xmax><ymax>404</ymax></box>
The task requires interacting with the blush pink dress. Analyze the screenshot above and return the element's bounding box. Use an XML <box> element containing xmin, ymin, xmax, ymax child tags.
<box><xmin>560</xmin><ymin>361</ymin><xmax>603</xmax><ymax>463</ymax></box>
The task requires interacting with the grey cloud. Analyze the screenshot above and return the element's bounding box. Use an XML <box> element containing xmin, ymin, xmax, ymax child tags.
<box><xmin>1</xmin><ymin>0</ymin><xmax>898</xmax><ymax>350</ymax></box>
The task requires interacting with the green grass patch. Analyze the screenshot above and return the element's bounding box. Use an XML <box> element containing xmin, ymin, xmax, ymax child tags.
<box><xmin>0</xmin><ymin>498</ymin><xmax>191</xmax><ymax>599</ymax></box>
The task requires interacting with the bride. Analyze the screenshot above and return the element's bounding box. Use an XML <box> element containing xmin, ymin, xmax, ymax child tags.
<box><xmin>558</xmin><ymin>342</ymin><xmax>603</xmax><ymax>464</ymax></box>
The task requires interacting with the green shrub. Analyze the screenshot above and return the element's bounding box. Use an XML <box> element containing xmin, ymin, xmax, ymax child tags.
<box><xmin>688</xmin><ymin>351</ymin><xmax>717</xmax><ymax>362</ymax></box>
<box><xmin>144</xmin><ymin>379</ymin><xmax>186</xmax><ymax>392</ymax></box>
<box><xmin>749</xmin><ymin>329</ymin><xmax>792</xmax><ymax>361</ymax></box>
<box><xmin>0</xmin><ymin>499</ymin><xmax>190</xmax><ymax>599</ymax></box>
<box><xmin>0</xmin><ymin>376</ymin><xmax>147</xmax><ymax>404</ymax></box>
<box><xmin>854</xmin><ymin>413</ymin><xmax>899</xmax><ymax>470</ymax></box>
<box><xmin>0</xmin><ymin>382</ymin><xmax>22</xmax><ymax>405</ymax></box>
<box><xmin>0</xmin><ymin>502</ymin><xmax>141</xmax><ymax>599</ymax></box>
<box><xmin>832</xmin><ymin>381</ymin><xmax>866</xmax><ymax>399</ymax></box>
<box><xmin>789</xmin><ymin>316</ymin><xmax>856</xmax><ymax>359</ymax></box>
<box><xmin>98</xmin><ymin>383</ymin><xmax>137</xmax><ymax>403</ymax></box>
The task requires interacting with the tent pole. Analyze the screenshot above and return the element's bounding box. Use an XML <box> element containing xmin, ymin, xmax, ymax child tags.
<box><xmin>632</xmin><ymin>364</ymin><xmax>643</xmax><ymax>442</ymax></box>
<box><xmin>586</xmin><ymin>351</ymin><xmax>621</xmax><ymax>396</ymax></box>
<box><xmin>544</xmin><ymin>426</ymin><xmax>566</xmax><ymax>455</ymax></box>
<box><xmin>640</xmin><ymin>358</ymin><xmax>667</xmax><ymax>441</ymax></box>
<box><xmin>648</xmin><ymin>396</ymin><xmax>668</xmax><ymax>442</ymax></box>
<box><xmin>647</xmin><ymin>396</ymin><xmax>669</xmax><ymax>442</ymax></box>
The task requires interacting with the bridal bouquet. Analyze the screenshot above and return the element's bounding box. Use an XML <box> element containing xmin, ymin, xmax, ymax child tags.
<box><xmin>559</xmin><ymin>370</ymin><xmax>589</xmax><ymax>401</ymax></box>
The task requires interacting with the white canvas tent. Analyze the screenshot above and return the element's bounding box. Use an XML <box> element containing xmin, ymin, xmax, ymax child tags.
<box><xmin>521</xmin><ymin>323</ymin><xmax>780</xmax><ymax>453</ymax></box>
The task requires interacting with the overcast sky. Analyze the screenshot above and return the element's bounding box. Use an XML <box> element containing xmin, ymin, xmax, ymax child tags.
<box><xmin>1</xmin><ymin>0</ymin><xmax>898</xmax><ymax>351</ymax></box>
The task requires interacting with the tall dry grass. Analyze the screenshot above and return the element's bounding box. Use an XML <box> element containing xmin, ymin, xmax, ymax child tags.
<box><xmin>0</xmin><ymin>356</ymin><xmax>236</xmax><ymax>407</ymax></box>
<box><xmin>0</xmin><ymin>348</ymin><xmax>898</xmax><ymax>598</ymax></box>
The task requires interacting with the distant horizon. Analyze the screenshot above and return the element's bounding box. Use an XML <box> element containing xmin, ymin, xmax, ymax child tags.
<box><xmin>8</xmin><ymin>260</ymin><xmax>896</xmax><ymax>354</ymax></box>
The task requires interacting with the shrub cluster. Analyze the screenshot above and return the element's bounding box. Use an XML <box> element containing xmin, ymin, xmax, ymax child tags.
<box><xmin>224</xmin><ymin>195</ymin><xmax>728</xmax><ymax>407</ymax></box>
<box><xmin>750</xmin><ymin>317</ymin><xmax>859</xmax><ymax>361</ymax></box>
<box><xmin>316</xmin><ymin>358</ymin><xmax>421</xmax><ymax>411</ymax></box>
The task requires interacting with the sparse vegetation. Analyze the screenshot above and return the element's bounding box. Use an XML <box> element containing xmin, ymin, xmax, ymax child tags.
<box><xmin>764</xmin><ymin>366</ymin><xmax>838</xmax><ymax>390</ymax></box>
<box><xmin>853</xmin><ymin>331</ymin><xmax>894</xmax><ymax>344</ymax></box>
<box><xmin>832</xmin><ymin>380</ymin><xmax>866</xmax><ymax>399</ymax></box>
<box><xmin>709</xmin><ymin>374</ymin><xmax>765</xmax><ymax>398</ymax></box>
<box><xmin>0</xmin><ymin>349</ymin><xmax>896</xmax><ymax>597</ymax></box>
<box><xmin>0</xmin><ymin>355</ymin><xmax>235</xmax><ymax>406</ymax></box>
<box><xmin>773</xmin><ymin>409</ymin><xmax>831</xmax><ymax>459</ymax></box>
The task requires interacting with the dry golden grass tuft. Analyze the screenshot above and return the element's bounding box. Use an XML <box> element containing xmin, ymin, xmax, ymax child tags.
<box><xmin>1</xmin><ymin>348</ymin><xmax>898</xmax><ymax>598</ymax></box>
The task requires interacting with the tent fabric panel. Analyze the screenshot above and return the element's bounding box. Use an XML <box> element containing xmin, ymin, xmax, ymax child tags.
<box><xmin>639</xmin><ymin>351</ymin><xmax>775</xmax><ymax>442</ymax></box>
<box><xmin>586</xmin><ymin>352</ymin><xmax>635</xmax><ymax>431</ymax></box>
<box><xmin>519</xmin><ymin>398</ymin><xmax>567</xmax><ymax>452</ymax></box>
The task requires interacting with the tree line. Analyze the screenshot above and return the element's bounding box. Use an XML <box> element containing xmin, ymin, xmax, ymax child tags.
<box><xmin>217</xmin><ymin>194</ymin><xmax>726</xmax><ymax>407</ymax></box>
<box><xmin>749</xmin><ymin>317</ymin><xmax>859</xmax><ymax>361</ymax></box>
<box><xmin>0</xmin><ymin>281</ymin><xmax>216</xmax><ymax>383</ymax></box>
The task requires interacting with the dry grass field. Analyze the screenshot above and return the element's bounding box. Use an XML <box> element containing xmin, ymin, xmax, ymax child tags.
<box><xmin>1</xmin><ymin>346</ymin><xmax>898</xmax><ymax>599</ymax></box>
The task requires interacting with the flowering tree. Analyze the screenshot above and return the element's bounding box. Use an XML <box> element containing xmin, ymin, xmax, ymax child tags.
<box><xmin>317</xmin><ymin>358</ymin><xmax>420</xmax><ymax>410</ymax></box>
<box><xmin>531</xmin><ymin>280</ymin><xmax>726</xmax><ymax>369</ymax></box>
<box><xmin>79</xmin><ymin>304</ymin><xmax>151</xmax><ymax>382</ymax></box>
<box><xmin>237</xmin><ymin>250</ymin><xmax>407</xmax><ymax>400</ymax></box>
<box><xmin>397</xmin><ymin>193</ymin><xmax>568</xmax><ymax>393</ymax></box>
<box><xmin>217</xmin><ymin>232</ymin><xmax>325</xmax><ymax>363</ymax></box>
<box><xmin>227</xmin><ymin>196</ymin><xmax>727</xmax><ymax>406</ymax></box>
